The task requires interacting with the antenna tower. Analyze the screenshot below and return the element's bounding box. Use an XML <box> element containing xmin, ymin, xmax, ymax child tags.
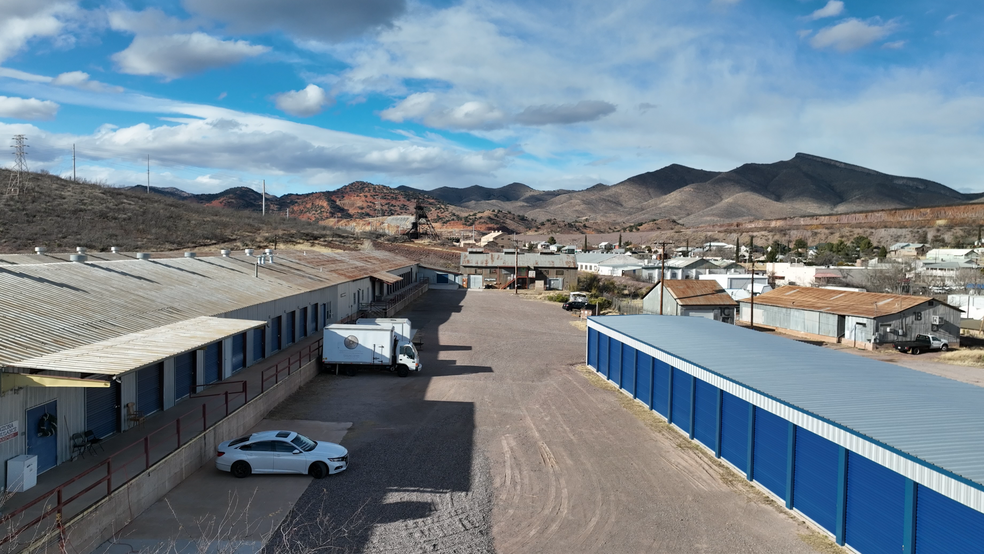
<box><xmin>5</xmin><ymin>135</ymin><xmax>28</xmax><ymax>196</ymax></box>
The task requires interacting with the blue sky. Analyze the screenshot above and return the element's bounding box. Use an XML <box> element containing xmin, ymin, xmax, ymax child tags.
<box><xmin>0</xmin><ymin>0</ymin><xmax>982</xmax><ymax>197</ymax></box>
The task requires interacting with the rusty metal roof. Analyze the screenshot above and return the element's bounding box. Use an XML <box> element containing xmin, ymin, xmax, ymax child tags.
<box><xmin>460</xmin><ymin>252</ymin><xmax>576</xmax><ymax>268</ymax></box>
<box><xmin>738</xmin><ymin>286</ymin><xmax>952</xmax><ymax>317</ymax></box>
<box><xmin>662</xmin><ymin>280</ymin><xmax>738</xmax><ymax>307</ymax></box>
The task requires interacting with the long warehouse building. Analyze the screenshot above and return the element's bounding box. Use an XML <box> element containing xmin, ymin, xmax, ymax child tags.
<box><xmin>587</xmin><ymin>315</ymin><xmax>984</xmax><ymax>554</ymax></box>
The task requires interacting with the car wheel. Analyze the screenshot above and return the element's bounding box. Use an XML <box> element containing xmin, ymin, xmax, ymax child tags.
<box><xmin>309</xmin><ymin>461</ymin><xmax>328</xmax><ymax>479</ymax></box>
<box><xmin>231</xmin><ymin>461</ymin><xmax>251</xmax><ymax>479</ymax></box>
<box><xmin>911</xmin><ymin>347</ymin><xmax>921</xmax><ymax>355</ymax></box>
<box><xmin>397</xmin><ymin>365</ymin><xmax>409</xmax><ymax>378</ymax></box>
<box><xmin>940</xmin><ymin>344</ymin><xmax>949</xmax><ymax>351</ymax></box>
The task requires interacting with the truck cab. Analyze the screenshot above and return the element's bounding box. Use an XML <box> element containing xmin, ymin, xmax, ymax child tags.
<box><xmin>397</xmin><ymin>342</ymin><xmax>421</xmax><ymax>375</ymax></box>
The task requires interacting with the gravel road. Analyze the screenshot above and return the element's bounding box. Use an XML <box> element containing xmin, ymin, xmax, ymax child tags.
<box><xmin>263</xmin><ymin>290</ymin><xmax>829</xmax><ymax>554</ymax></box>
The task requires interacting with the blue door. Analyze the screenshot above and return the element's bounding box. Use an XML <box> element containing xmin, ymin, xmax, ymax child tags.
<box><xmin>753</xmin><ymin>408</ymin><xmax>788</xmax><ymax>499</ymax></box>
<box><xmin>915</xmin><ymin>485</ymin><xmax>984</xmax><ymax>553</ymax></box>
<box><xmin>174</xmin><ymin>351</ymin><xmax>196</xmax><ymax>401</ymax></box>
<box><xmin>285</xmin><ymin>311</ymin><xmax>295</xmax><ymax>346</ymax></box>
<box><xmin>26</xmin><ymin>401</ymin><xmax>58</xmax><ymax>473</ymax></box>
<box><xmin>299</xmin><ymin>307</ymin><xmax>308</xmax><ymax>338</ymax></box>
<box><xmin>793</xmin><ymin>427</ymin><xmax>839</xmax><ymax>534</ymax></box>
<box><xmin>608</xmin><ymin>338</ymin><xmax>622</xmax><ymax>386</ymax></box>
<box><xmin>635</xmin><ymin>351</ymin><xmax>652</xmax><ymax>406</ymax></box>
<box><xmin>86</xmin><ymin>380</ymin><xmax>119</xmax><ymax>439</ymax></box>
<box><xmin>137</xmin><ymin>363</ymin><xmax>162</xmax><ymax>415</ymax></box>
<box><xmin>721</xmin><ymin>392</ymin><xmax>750</xmax><ymax>473</ymax></box>
<box><xmin>271</xmin><ymin>316</ymin><xmax>282</xmax><ymax>352</ymax></box>
<box><xmin>598</xmin><ymin>334</ymin><xmax>609</xmax><ymax>378</ymax></box>
<box><xmin>588</xmin><ymin>328</ymin><xmax>599</xmax><ymax>369</ymax></box>
<box><xmin>845</xmin><ymin>452</ymin><xmax>905</xmax><ymax>554</ymax></box>
<box><xmin>621</xmin><ymin>344</ymin><xmax>636</xmax><ymax>397</ymax></box>
<box><xmin>670</xmin><ymin>367</ymin><xmax>692</xmax><ymax>434</ymax></box>
<box><xmin>203</xmin><ymin>342</ymin><xmax>221</xmax><ymax>384</ymax></box>
<box><xmin>693</xmin><ymin>379</ymin><xmax>718</xmax><ymax>449</ymax></box>
<box><xmin>231</xmin><ymin>332</ymin><xmax>245</xmax><ymax>373</ymax></box>
<box><xmin>252</xmin><ymin>327</ymin><xmax>265</xmax><ymax>364</ymax></box>
<box><xmin>653</xmin><ymin>360</ymin><xmax>671</xmax><ymax>417</ymax></box>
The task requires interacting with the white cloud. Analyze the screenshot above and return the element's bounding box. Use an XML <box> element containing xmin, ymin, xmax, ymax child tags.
<box><xmin>0</xmin><ymin>1</ymin><xmax>73</xmax><ymax>63</ymax></box>
<box><xmin>883</xmin><ymin>40</ymin><xmax>905</xmax><ymax>49</ymax></box>
<box><xmin>808</xmin><ymin>1</ymin><xmax>844</xmax><ymax>21</ymax></box>
<box><xmin>515</xmin><ymin>101</ymin><xmax>616</xmax><ymax>126</ymax></box>
<box><xmin>810</xmin><ymin>18</ymin><xmax>897</xmax><ymax>52</ymax></box>
<box><xmin>112</xmin><ymin>33</ymin><xmax>269</xmax><ymax>79</ymax></box>
<box><xmin>381</xmin><ymin>93</ymin><xmax>507</xmax><ymax>130</ymax></box>
<box><xmin>274</xmin><ymin>84</ymin><xmax>332</xmax><ymax>117</ymax></box>
<box><xmin>52</xmin><ymin>71</ymin><xmax>123</xmax><ymax>93</ymax></box>
<box><xmin>106</xmin><ymin>8</ymin><xmax>195</xmax><ymax>35</ymax></box>
<box><xmin>0</xmin><ymin>96</ymin><xmax>59</xmax><ymax>120</ymax></box>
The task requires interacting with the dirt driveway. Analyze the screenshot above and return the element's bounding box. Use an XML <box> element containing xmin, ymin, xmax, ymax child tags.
<box><xmin>262</xmin><ymin>289</ymin><xmax>831</xmax><ymax>553</ymax></box>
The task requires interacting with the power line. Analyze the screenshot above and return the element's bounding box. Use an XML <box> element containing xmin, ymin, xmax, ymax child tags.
<box><xmin>5</xmin><ymin>134</ymin><xmax>28</xmax><ymax>197</ymax></box>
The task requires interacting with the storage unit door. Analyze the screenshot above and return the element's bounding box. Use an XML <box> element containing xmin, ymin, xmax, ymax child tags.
<box><xmin>845</xmin><ymin>452</ymin><xmax>906</xmax><ymax>554</ymax></box>
<box><xmin>173</xmin><ymin>351</ymin><xmax>195</xmax><ymax>401</ymax></box>
<box><xmin>436</xmin><ymin>273</ymin><xmax>449</xmax><ymax>283</ymax></box>
<box><xmin>792</xmin><ymin>427</ymin><xmax>839</xmax><ymax>534</ymax></box>
<box><xmin>271</xmin><ymin>316</ymin><xmax>282</xmax><ymax>352</ymax></box>
<box><xmin>137</xmin><ymin>363</ymin><xmax>162</xmax><ymax>415</ymax></box>
<box><xmin>720</xmin><ymin>392</ymin><xmax>750</xmax><ymax>473</ymax></box>
<box><xmin>285</xmin><ymin>311</ymin><xmax>295</xmax><ymax>346</ymax></box>
<box><xmin>203</xmin><ymin>342</ymin><xmax>221</xmax><ymax>384</ymax></box>
<box><xmin>587</xmin><ymin>328</ymin><xmax>599</xmax><ymax>369</ymax></box>
<box><xmin>86</xmin><ymin>379</ymin><xmax>119</xmax><ymax>439</ymax></box>
<box><xmin>608</xmin><ymin>337</ymin><xmax>622</xmax><ymax>386</ymax></box>
<box><xmin>635</xmin><ymin>351</ymin><xmax>652</xmax><ymax>406</ymax></box>
<box><xmin>670</xmin><ymin>368</ymin><xmax>691</xmax><ymax>434</ymax></box>
<box><xmin>598</xmin><ymin>333</ymin><xmax>609</xmax><ymax>378</ymax></box>
<box><xmin>468</xmin><ymin>275</ymin><xmax>482</xmax><ymax>289</ymax></box>
<box><xmin>299</xmin><ymin>307</ymin><xmax>308</xmax><ymax>338</ymax></box>
<box><xmin>693</xmin><ymin>379</ymin><xmax>718</xmax><ymax>450</ymax></box>
<box><xmin>915</xmin><ymin>485</ymin><xmax>984</xmax><ymax>553</ymax></box>
<box><xmin>653</xmin><ymin>360</ymin><xmax>671</xmax><ymax>417</ymax></box>
<box><xmin>311</xmin><ymin>304</ymin><xmax>318</xmax><ymax>332</ymax></box>
<box><xmin>231</xmin><ymin>332</ymin><xmax>245</xmax><ymax>373</ymax></box>
<box><xmin>621</xmin><ymin>343</ymin><xmax>635</xmax><ymax>395</ymax></box>
<box><xmin>252</xmin><ymin>327</ymin><xmax>265</xmax><ymax>364</ymax></box>
<box><xmin>752</xmin><ymin>409</ymin><xmax>788</xmax><ymax>499</ymax></box>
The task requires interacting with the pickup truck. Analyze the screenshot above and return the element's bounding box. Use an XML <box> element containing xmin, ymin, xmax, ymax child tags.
<box><xmin>893</xmin><ymin>334</ymin><xmax>950</xmax><ymax>355</ymax></box>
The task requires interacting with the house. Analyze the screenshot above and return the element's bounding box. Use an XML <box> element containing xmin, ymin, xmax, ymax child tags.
<box><xmin>738</xmin><ymin>286</ymin><xmax>961</xmax><ymax>349</ymax></box>
<box><xmin>916</xmin><ymin>260</ymin><xmax>981</xmax><ymax>289</ymax></box>
<box><xmin>576</xmin><ymin>252</ymin><xmax>628</xmax><ymax>273</ymax></box>
<box><xmin>459</xmin><ymin>250</ymin><xmax>577</xmax><ymax>290</ymax></box>
<box><xmin>924</xmin><ymin>248</ymin><xmax>980</xmax><ymax>264</ymax></box>
<box><xmin>699</xmin><ymin>273</ymin><xmax>771</xmax><ymax>301</ymax></box>
<box><xmin>888</xmin><ymin>243</ymin><xmax>929</xmax><ymax>259</ymax></box>
<box><xmin>642</xmin><ymin>280</ymin><xmax>738</xmax><ymax>323</ymax></box>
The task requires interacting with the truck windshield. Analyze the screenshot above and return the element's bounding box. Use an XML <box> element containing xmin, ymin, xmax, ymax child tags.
<box><xmin>400</xmin><ymin>345</ymin><xmax>416</xmax><ymax>359</ymax></box>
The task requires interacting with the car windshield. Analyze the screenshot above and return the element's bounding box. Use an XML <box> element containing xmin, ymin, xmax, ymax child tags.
<box><xmin>290</xmin><ymin>433</ymin><xmax>317</xmax><ymax>452</ymax></box>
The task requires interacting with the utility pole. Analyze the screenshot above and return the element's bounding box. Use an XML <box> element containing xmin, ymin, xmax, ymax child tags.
<box><xmin>72</xmin><ymin>144</ymin><xmax>76</xmax><ymax>182</ymax></box>
<box><xmin>6</xmin><ymin>134</ymin><xmax>28</xmax><ymax>196</ymax></box>
<box><xmin>146</xmin><ymin>155</ymin><xmax>150</xmax><ymax>193</ymax></box>
<box><xmin>749</xmin><ymin>235</ymin><xmax>755</xmax><ymax>330</ymax></box>
<box><xmin>654</xmin><ymin>240</ymin><xmax>673</xmax><ymax>315</ymax></box>
<box><xmin>514</xmin><ymin>235</ymin><xmax>519</xmax><ymax>295</ymax></box>
<box><xmin>262</xmin><ymin>180</ymin><xmax>266</xmax><ymax>216</ymax></box>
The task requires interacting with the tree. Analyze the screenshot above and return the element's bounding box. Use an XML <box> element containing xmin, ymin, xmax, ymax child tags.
<box><xmin>793</xmin><ymin>238</ymin><xmax>808</xmax><ymax>252</ymax></box>
<box><xmin>617</xmin><ymin>233</ymin><xmax>623</xmax><ymax>248</ymax></box>
<box><xmin>583</xmin><ymin>235</ymin><xmax>588</xmax><ymax>251</ymax></box>
<box><xmin>547</xmin><ymin>236</ymin><xmax>556</xmax><ymax>245</ymax></box>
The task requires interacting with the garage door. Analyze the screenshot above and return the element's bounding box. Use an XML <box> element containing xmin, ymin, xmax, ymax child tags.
<box><xmin>231</xmin><ymin>332</ymin><xmax>246</xmax><ymax>373</ymax></box>
<box><xmin>693</xmin><ymin>379</ymin><xmax>718</xmax><ymax>450</ymax></box>
<box><xmin>271</xmin><ymin>316</ymin><xmax>282</xmax><ymax>352</ymax></box>
<box><xmin>137</xmin><ymin>363</ymin><xmax>162</xmax><ymax>415</ymax></box>
<box><xmin>174</xmin><ymin>351</ymin><xmax>196</xmax><ymax>401</ymax></box>
<box><xmin>720</xmin><ymin>392</ymin><xmax>750</xmax><ymax>474</ymax></box>
<box><xmin>86</xmin><ymin>379</ymin><xmax>119</xmax><ymax>439</ymax></box>
<box><xmin>635</xmin><ymin>351</ymin><xmax>652</xmax><ymax>407</ymax></box>
<box><xmin>670</xmin><ymin>368</ymin><xmax>692</xmax><ymax>434</ymax></box>
<box><xmin>608</xmin><ymin>337</ymin><xmax>622</xmax><ymax>386</ymax></box>
<box><xmin>793</xmin><ymin>427</ymin><xmax>839</xmax><ymax>534</ymax></box>
<box><xmin>753</xmin><ymin>408</ymin><xmax>789</xmax><ymax>499</ymax></box>
<box><xmin>203</xmin><ymin>342</ymin><xmax>221</xmax><ymax>385</ymax></box>
<box><xmin>598</xmin><ymin>333</ymin><xmax>609</xmax><ymax>378</ymax></box>
<box><xmin>252</xmin><ymin>327</ymin><xmax>265</xmax><ymax>364</ymax></box>
<box><xmin>621</xmin><ymin>343</ymin><xmax>636</xmax><ymax>397</ymax></box>
<box><xmin>284</xmin><ymin>311</ymin><xmax>295</xmax><ymax>346</ymax></box>
<box><xmin>468</xmin><ymin>275</ymin><xmax>483</xmax><ymax>289</ymax></box>
<box><xmin>299</xmin><ymin>307</ymin><xmax>308</xmax><ymax>338</ymax></box>
<box><xmin>915</xmin><ymin>485</ymin><xmax>984</xmax><ymax>553</ymax></box>
<box><xmin>845</xmin><ymin>452</ymin><xmax>905</xmax><ymax>554</ymax></box>
<box><xmin>587</xmin><ymin>328</ymin><xmax>599</xmax><ymax>369</ymax></box>
<box><xmin>653</xmin><ymin>359</ymin><xmax>671</xmax><ymax>417</ymax></box>
<box><xmin>436</xmin><ymin>273</ymin><xmax>449</xmax><ymax>283</ymax></box>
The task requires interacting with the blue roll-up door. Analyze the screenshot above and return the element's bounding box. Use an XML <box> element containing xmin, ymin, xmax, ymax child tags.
<box><xmin>608</xmin><ymin>337</ymin><xmax>622</xmax><ymax>386</ymax></box>
<box><xmin>588</xmin><ymin>328</ymin><xmax>599</xmax><ymax>368</ymax></box>
<box><xmin>271</xmin><ymin>316</ymin><xmax>282</xmax><ymax>352</ymax></box>
<box><xmin>285</xmin><ymin>311</ymin><xmax>295</xmax><ymax>346</ymax></box>
<box><xmin>137</xmin><ymin>363</ymin><xmax>162</xmax><ymax>415</ymax></box>
<box><xmin>598</xmin><ymin>333</ymin><xmax>609</xmax><ymax>378</ymax></box>
<box><xmin>231</xmin><ymin>332</ymin><xmax>245</xmax><ymax>373</ymax></box>
<box><xmin>311</xmin><ymin>304</ymin><xmax>318</xmax><ymax>332</ymax></box>
<box><xmin>671</xmin><ymin>368</ymin><xmax>692</xmax><ymax>434</ymax></box>
<box><xmin>299</xmin><ymin>307</ymin><xmax>308</xmax><ymax>338</ymax></box>
<box><xmin>621</xmin><ymin>343</ymin><xmax>635</xmax><ymax>396</ymax></box>
<box><xmin>720</xmin><ymin>392</ymin><xmax>749</xmax><ymax>473</ymax></box>
<box><xmin>252</xmin><ymin>327</ymin><xmax>265</xmax><ymax>363</ymax></box>
<box><xmin>86</xmin><ymin>379</ymin><xmax>118</xmax><ymax>439</ymax></box>
<box><xmin>436</xmin><ymin>273</ymin><xmax>449</xmax><ymax>283</ymax></box>
<box><xmin>752</xmin><ymin>408</ymin><xmax>788</xmax><ymax>499</ymax></box>
<box><xmin>915</xmin><ymin>485</ymin><xmax>984</xmax><ymax>553</ymax></box>
<box><xmin>203</xmin><ymin>342</ymin><xmax>221</xmax><ymax>384</ymax></box>
<box><xmin>845</xmin><ymin>452</ymin><xmax>905</xmax><ymax>554</ymax></box>
<box><xmin>653</xmin><ymin>359</ymin><xmax>671</xmax><ymax>417</ymax></box>
<box><xmin>693</xmin><ymin>380</ymin><xmax>718</xmax><ymax>449</ymax></box>
<box><xmin>174</xmin><ymin>351</ymin><xmax>195</xmax><ymax>401</ymax></box>
<box><xmin>635</xmin><ymin>351</ymin><xmax>652</xmax><ymax>406</ymax></box>
<box><xmin>792</xmin><ymin>427</ymin><xmax>839</xmax><ymax>534</ymax></box>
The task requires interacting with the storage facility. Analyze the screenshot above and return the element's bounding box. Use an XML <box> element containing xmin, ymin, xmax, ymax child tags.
<box><xmin>587</xmin><ymin>315</ymin><xmax>984</xmax><ymax>554</ymax></box>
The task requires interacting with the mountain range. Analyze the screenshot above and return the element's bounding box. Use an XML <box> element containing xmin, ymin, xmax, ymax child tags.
<box><xmin>132</xmin><ymin>153</ymin><xmax>983</xmax><ymax>230</ymax></box>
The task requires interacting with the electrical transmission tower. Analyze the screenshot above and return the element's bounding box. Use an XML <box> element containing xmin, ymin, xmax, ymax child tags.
<box><xmin>5</xmin><ymin>135</ymin><xmax>28</xmax><ymax>197</ymax></box>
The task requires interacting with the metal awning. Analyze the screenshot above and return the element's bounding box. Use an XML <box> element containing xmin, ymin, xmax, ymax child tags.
<box><xmin>371</xmin><ymin>272</ymin><xmax>403</xmax><ymax>284</ymax></box>
<box><xmin>5</xmin><ymin>316</ymin><xmax>265</xmax><ymax>375</ymax></box>
<box><xmin>1</xmin><ymin>373</ymin><xmax>111</xmax><ymax>393</ymax></box>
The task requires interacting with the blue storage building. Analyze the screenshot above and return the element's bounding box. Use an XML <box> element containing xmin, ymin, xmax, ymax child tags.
<box><xmin>586</xmin><ymin>315</ymin><xmax>984</xmax><ymax>553</ymax></box>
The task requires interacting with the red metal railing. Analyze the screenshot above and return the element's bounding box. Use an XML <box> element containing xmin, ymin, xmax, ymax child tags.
<box><xmin>0</xmin><ymin>341</ymin><xmax>321</xmax><ymax>549</ymax></box>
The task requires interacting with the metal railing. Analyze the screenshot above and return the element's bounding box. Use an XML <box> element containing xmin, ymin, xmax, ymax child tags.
<box><xmin>260</xmin><ymin>338</ymin><xmax>322</xmax><ymax>393</ymax></box>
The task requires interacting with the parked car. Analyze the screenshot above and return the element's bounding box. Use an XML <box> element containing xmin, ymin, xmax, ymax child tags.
<box><xmin>893</xmin><ymin>334</ymin><xmax>950</xmax><ymax>355</ymax></box>
<box><xmin>563</xmin><ymin>300</ymin><xmax>589</xmax><ymax>311</ymax></box>
<box><xmin>216</xmin><ymin>430</ymin><xmax>348</xmax><ymax>478</ymax></box>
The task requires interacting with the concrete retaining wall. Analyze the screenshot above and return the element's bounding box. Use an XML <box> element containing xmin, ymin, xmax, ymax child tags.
<box><xmin>36</xmin><ymin>359</ymin><xmax>320</xmax><ymax>553</ymax></box>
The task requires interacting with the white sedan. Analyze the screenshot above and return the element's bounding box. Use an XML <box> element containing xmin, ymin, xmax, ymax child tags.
<box><xmin>216</xmin><ymin>430</ymin><xmax>348</xmax><ymax>479</ymax></box>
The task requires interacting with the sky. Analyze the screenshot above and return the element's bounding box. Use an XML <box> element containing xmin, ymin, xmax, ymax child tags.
<box><xmin>0</xmin><ymin>0</ymin><xmax>982</xmax><ymax>197</ymax></box>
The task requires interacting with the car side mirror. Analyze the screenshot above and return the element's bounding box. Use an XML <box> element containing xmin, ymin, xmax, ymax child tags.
<box><xmin>293</xmin><ymin>449</ymin><xmax>301</xmax><ymax>455</ymax></box>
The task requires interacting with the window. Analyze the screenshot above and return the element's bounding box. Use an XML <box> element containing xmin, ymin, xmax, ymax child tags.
<box><xmin>914</xmin><ymin>312</ymin><xmax>922</xmax><ymax>321</ymax></box>
<box><xmin>556</xmin><ymin>270</ymin><xmax>565</xmax><ymax>276</ymax></box>
<box><xmin>241</xmin><ymin>441</ymin><xmax>275</xmax><ymax>452</ymax></box>
<box><xmin>290</xmin><ymin>434</ymin><xmax>317</xmax><ymax>452</ymax></box>
<box><xmin>274</xmin><ymin>441</ymin><xmax>298</xmax><ymax>453</ymax></box>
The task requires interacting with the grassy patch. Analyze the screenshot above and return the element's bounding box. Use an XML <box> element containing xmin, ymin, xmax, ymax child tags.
<box><xmin>939</xmin><ymin>348</ymin><xmax>984</xmax><ymax>368</ymax></box>
<box><xmin>798</xmin><ymin>530</ymin><xmax>842</xmax><ymax>553</ymax></box>
<box><xmin>569</xmin><ymin>320</ymin><xmax>587</xmax><ymax>332</ymax></box>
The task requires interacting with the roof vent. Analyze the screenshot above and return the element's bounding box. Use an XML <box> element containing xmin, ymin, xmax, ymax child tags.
<box><xmin>70</xmin><ymin>254</ymin><xmax>87</xmax><ymax>263</ymax></box>
<box><xmin>467</xmin><ymin>248</ymin><xmax>484</xmax><ymax>253</ymax></box>
<box><xmin>110</xmin><ymin>247</ymin><xmax>120</xmax><ymax>254</ymax></box>
<box><xmin>136</xmin><ymin>252</ymin><xmax>151</xmax><ymax>260</ymax></box>
<box><xmin>76</xmin><ymin>246</ymin><xmax>87</xmax><ymax>254</ymax></box>
<box><xmin>264</xmin><ymin>248</ymin><xmax>273</xmax><ymax>255</ymax></box>
<box><xmin>244</xmin><ymin>248</ymin><xmax>254</xmax><ymax>257</ymax></box>
<box><xmin>220</xmin><ymin>249</ymin><xmax>230</xmax><ymax>257</ymax></box>
<box><xmin>184</xmin><ymin>252</ymin><xmax>196</xmax><ymax>258</ymax></box>
<box><xmin>34</xmin><ymin>246</ymin><xmax>46</xmax><ymax>255</ymax></box>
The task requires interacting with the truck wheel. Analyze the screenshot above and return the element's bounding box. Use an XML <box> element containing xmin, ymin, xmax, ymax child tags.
<box><xmin>911</xmin><ymin>347</ymin><xmax>921</xmax><ymax>355</ymax></box>
<box><xmin>397</xmin><ymin>365</ymin><xmax>409</xmax><ymax>378</ymax></box>
<box><xmin>344</xmin><ymin>366</ymin><xmax>357</xmax><ymax>376</ymax></box>
<box><xmin>940</xmin><ymin>344</ymin><xmax>949</xmax><ymax>351</ymax></box>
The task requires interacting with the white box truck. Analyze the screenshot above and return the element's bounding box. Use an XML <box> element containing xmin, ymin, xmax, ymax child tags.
<box><xmin>357</xmin><ymin>317</ymin><xmax>423</xmax><ymax>350</ymax></box>
<box><xmin>323</xmin><ymin>322</ymin><xmax>422</xmax><ymax>377</ymax></box>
